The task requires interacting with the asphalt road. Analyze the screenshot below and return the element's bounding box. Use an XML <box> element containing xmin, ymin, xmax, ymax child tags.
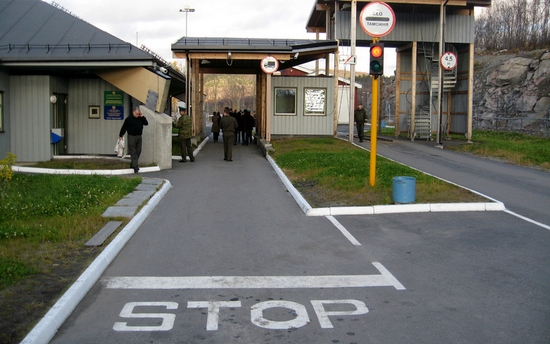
<box><xmin>49</xmin><ymin>134</ymin><xmax>550</xmax><ymax>344</ymax></box>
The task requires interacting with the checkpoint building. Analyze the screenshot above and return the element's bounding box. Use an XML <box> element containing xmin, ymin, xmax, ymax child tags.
<box><xmin>0</xmin><ymin>0</ymin><xmax>492</xmax><ymax>165</ymax></box>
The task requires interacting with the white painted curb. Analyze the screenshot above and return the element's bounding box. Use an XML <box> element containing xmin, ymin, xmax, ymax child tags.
<box><xmin>13</xmin><ymin>165</ymin><xmax>160</xmax><ymax>175</ymax></box>
<box><xmin>267</xmin><ymin>153</ymin><xmax>506</xmax><ymax>217</ymax></box>
<box><xmin>20</xmin><ymin>180</ymin><xmax>172</xmax><ymax>344</ymax></box>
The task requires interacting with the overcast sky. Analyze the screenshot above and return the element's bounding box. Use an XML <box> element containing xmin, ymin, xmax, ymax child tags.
<box><xmin>48</xmin><ymin>0</ymin><xmax>396</xmax><ymax>75</ymax></box>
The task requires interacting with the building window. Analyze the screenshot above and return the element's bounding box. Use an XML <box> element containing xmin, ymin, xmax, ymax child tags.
<box><xmin>304</xmin><ymin>88</ymin><xmax>327</xmax><ymax>116</ymax></box>
<box><xmin>0</xmin><ymin>91</ymin><xmax>3</xmax><ymax>132</ymax></box>
<box><xmin>275</xmin><ymin>88</ymin><xmax>296</xmax><ymax>116</ymax></box>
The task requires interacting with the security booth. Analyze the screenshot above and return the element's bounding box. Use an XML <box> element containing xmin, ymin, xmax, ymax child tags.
<box><xmin>171</xmin><ymin>38</ymin><xmax>339</xmax><ymax>144</ymax></box>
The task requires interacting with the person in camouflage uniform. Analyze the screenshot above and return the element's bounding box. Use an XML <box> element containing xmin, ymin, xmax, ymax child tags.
<box><xmin>173</xmin><ymin>107</ymin><xmax>195</xmax><ymax>163</ymax></box>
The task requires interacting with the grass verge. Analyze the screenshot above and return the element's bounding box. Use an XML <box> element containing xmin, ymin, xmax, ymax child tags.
<box><xmin>445</xmin><ymin>130</ymin><xmax>550</xmax><ymax>170</ymax></box>
<box><xmin>270</xmin><ymin>137</ymin><xmax>488</xmax><ymax>207</ymax></box>
<box><xmin>369</xmin><ymin>128</ymin><xmax>550</xmax><ymax>171</ymax></box>
<box><xmin>0</xmin><ymin>174</ymin><xmax>141</xmax><ymax>343</ymax></box>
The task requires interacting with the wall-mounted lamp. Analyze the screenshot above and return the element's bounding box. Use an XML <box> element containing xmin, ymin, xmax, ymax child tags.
<box><xmin>293</xmin><ymin>52</ymin><xmax>300</xmax><ymax>59</ymax></box>
<box><xmin>50</xmin><ymin>95</ymin><xmax>57</xmax><ymax>104</ymax></box>
<box><xmin>227</xmin><ymin>52</ymin><xmax>232</xmax><ymax>59</ymax></box>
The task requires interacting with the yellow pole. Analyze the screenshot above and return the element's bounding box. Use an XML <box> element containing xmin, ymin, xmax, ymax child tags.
<box><xmin>369</xmin><ymin>37</ymin><xmax>380</xmax><ymax>187</ymax></box>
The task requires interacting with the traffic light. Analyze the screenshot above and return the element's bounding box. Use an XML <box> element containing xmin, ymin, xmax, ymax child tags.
<box><xmin>369</xmin><ymin>43</ymin><xmax>384</xmax><ymax>76</ymax></box>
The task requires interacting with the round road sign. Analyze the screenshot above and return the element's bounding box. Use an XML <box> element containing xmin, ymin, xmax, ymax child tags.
<box><xmin>360</xmin><ymin>2</ymin><xmax>396</xmax><ymax>38</ymax></box>
<box><xmin>260</xmin><ymin>56</ymin><xmax>279</xmax><ymax>74</ymax></box>
<box><xmin>440</xmin><ymin>52</ymin><xmax>458</xmax><ymax>70</ymax></box>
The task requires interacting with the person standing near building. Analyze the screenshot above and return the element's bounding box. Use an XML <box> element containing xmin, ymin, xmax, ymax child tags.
<box><xmin>220</xmin><ymin>107</ymin><xmax>238</xmax><ymax>161</ymax></box>
<box><xmin>119</xmin><ymin>106</ymin><xmax>148</xmax><ymax>173</ymax></box>
<box><xmin>173</xmin><ymin>106</ymin><xmax>195</xmax><ymax>163</ymax></box>
<box><xmin>354</xmin><ymin>103</ymin><xmax>368</xmax><ymax>143</ymax></box>
<box><xmin>242</xmin><ymin>110</ymin><xmax>254</xmax><ymax>146</ymax></box>
<box><xmin>211</xmin><ymin>111</ymin><xmax>221</xmax><ymax>142</ymax></box>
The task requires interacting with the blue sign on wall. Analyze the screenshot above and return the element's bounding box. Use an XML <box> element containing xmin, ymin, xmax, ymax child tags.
<box><xmin>104</xmin><ymin>91</ymin><xmax>124</xmax><ymax>120</ymax></box>
<box><xmin>104</xmin><ymin>105</ymin><xmax>124</xmax><ymax>120</ymax></box>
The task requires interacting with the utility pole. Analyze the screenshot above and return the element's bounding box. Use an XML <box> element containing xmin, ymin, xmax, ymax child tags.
<box><xmin>349</xmin><ymin>0</ymin><xmax>357</xmax><ymax>143</ymax></box>
<box><xmin>179</xmin><ymin>5</ymin><xmax>195</xmax><ymax>37</ymax></box>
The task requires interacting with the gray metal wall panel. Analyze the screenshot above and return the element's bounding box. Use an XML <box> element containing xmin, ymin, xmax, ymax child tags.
<box><xmin>271</xmin><ymin>76</ymin><xmax>334</xmax><ymax>136</ymax></box>
<box><xmin>68</xmin><ymin>79</ymin><xmax>127</xmax><ymax>155</ymax></box>
<box><xmin>0</xmin><ymin>68</ymin><xmax>9</xmax><ymax>158</ymax></box>
<box><xmin>337</xmin><ymin>12</ymin><xmax>474</xmax><ymax>44</ymax></box>
<box><xmin>9</xmin><ymin>75</ymin><xmax>51</xmax><ymax>162</ymax></box>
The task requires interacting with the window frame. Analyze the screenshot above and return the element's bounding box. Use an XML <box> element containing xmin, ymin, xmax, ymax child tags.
<box><xmin>303</xmin><ymin>87</ymin><xmax>327</xmax><ymax>116</ymax></box>
<box><xmin>274</xmin><ymin>87</ymin><xmax>297</xmax><ymax>116</ymax></box>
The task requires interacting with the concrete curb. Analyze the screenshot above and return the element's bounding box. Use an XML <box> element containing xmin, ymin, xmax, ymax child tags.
<box><xmin>14</xmin><ymin>136</ymin><xmax>211</xmax><ymax>174</ymax></box>
<box><xmin>20</xmin><ymin>180</ymin><xmax>172</xmax><ymax>344</ymax></box>
<box><xmin>19</xmin><ymin>138</ymin><xmax>214</xmax><ymax>343</ymax></box>
<box><xmin>13</xmin><ymin>165</ymin><xmax>160</xmax><ymax>175</ymax></box>
<box><xmin>266</xmin><ymin>155</ymin><xmax>505</xmax><ymax>217</ymax></box>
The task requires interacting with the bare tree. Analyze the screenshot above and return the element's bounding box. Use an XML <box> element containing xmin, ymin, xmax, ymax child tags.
<box><xmin>475</xmin><ymin>0</ymin><xmax>550</xmax><ymax>51</ymax></box>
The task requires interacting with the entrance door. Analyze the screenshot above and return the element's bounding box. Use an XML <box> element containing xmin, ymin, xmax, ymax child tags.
<box><xmin>53</xmin><ymin>93</ymin><xmax>68</xmax><ymax>155</ymax></box>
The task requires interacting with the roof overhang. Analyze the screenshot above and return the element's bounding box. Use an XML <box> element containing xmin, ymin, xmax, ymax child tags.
<box><xmin>171</xmin><ymin>37</ymin><xmax>339</xmax><ymax>73</ymax></box>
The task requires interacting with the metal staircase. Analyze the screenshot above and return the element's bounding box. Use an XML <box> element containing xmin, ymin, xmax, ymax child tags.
<box><xmin>409</xmin><ymin>43</ymin><xmax>458</xmax><ymax>140</ymax></box>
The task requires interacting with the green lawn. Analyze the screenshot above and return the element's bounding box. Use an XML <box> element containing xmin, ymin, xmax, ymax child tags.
<box><xmin>270</xmin><ymin>137</ymin><xmax>487</xmax><ymax>207</ymax></box>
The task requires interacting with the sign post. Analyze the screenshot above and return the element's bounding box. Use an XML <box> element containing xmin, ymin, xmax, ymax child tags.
<box><xmin>359</xmin><ymin>2</ymin><xmax>395</xmax><ymax>187</ymax></box>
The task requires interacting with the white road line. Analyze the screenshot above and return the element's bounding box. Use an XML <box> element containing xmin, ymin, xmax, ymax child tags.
<box><xmin>326</xmin><ymin>215</ymin><xmax>362</xmax><ymax>246</ymax></box>
<box><xmin>104</xmin><ymin>263</ymin><xmax>405</xmax><ymax>290</ymax></box>
<box><xmin>504</xmin><ymin>209</ymin><xmax>550</xmax><ymax>231</ymax></box>
<box><xmin>373</xmin><ymin>262</ymin><xmax>406</xmax><ymax>290</ymax></box>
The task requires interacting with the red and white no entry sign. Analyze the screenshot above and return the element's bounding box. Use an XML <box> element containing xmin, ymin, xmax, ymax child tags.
<box><xmin>260</xmin><ymin>56</ymin><xmax>279</xmax><ymax>74</ymax></box>
<box><xmin>359</xmin><ymin>2</ymin><xmax>396</xmax><ymax>38</ymax></box>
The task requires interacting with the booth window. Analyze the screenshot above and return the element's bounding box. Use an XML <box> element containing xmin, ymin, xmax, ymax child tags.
<box><xmin>304</xmin><ymin>88</ymin><xmax>327</xmax><ymax>116</ymax></box>
<box><xmin>275</xmin><ymin>88</ymin><xmax>296</xmax><ymax>116</ymax></box>
<box><xmin>0</xmin><ymin>91</ymin><xmax>3</xmax><ymax>132</ymax></box>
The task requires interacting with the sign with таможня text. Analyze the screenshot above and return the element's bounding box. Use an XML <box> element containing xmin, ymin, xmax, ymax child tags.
<box><xmin>360</xmin><ymin>2</ymin><xmax>396</xmax><ymax>38</ymax></box>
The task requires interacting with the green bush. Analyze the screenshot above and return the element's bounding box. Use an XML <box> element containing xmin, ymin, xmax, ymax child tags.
<box><xmin>0</xmin><ymin>152</ymin><xmax>16</xmax><ymax>181</ymax></box>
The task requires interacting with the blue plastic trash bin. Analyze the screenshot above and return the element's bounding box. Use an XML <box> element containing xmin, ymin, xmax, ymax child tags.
<box><xmin>392</xmin><ymin>176</ymin><xmax>416</xmax><ymax>204</ymax></box>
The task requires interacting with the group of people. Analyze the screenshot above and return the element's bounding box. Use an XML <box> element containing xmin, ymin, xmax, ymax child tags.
<box><xmin>211</xmin><ymin>108</ymin><xmax>255</xmax><ymax>146</ymax></box>
<box><xmin>212</xmin><ymin>107</ymin><xmax>256</xmax><ymax>162</ymax></box>
<box><xmin>120</xmin><ymin>103</ymin><xmax>365</xmax><ymax>171</ymax></box>
<box><xmin>118</xmin><ymin>105</ymin><xmax>257</xmax><ymax>171</ymax></box>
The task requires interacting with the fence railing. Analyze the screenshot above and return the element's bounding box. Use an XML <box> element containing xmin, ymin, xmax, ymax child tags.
<box><xmin>473</xmin><ymin>117</ymin><xmax>550</xmax><ymax>138</ymax></box>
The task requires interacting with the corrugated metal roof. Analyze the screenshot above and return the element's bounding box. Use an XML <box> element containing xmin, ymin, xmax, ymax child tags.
<box><xmin>0</xmin><ymin>0</ymin><xmax>153</xmax><ymax>63</ymax></box>
<box><xmin>171</xmin><ymin>37</ymin><xmax>339</xmax><ymax>54</ymax></box>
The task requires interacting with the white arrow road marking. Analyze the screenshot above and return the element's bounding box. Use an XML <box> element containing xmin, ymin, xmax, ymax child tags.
<box><xmin>103</xmin><ymin>262</ymin><xmax>405</xmax><ymax>290</ymax></box>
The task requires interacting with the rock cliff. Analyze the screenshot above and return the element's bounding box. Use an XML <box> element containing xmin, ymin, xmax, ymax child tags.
<box><xmin>473</xmin><ymin>50</ymin><xmax>550</xmax><ymax>135</ymax></box>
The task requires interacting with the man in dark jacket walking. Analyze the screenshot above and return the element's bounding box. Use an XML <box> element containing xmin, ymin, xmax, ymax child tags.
<box><xmin>119</xmin><ymin>106</ymin><xmax>148</xmax><ymax>173</ymax></box>
<box><xmin>220</xmin><ymin>107</ymin><xmax>238</xmax><ymax>161</ymax></box>
<box><xmin>354</xmin><ymin>103</ymin><xmax>368</xmax><ymax>142</ymax></box>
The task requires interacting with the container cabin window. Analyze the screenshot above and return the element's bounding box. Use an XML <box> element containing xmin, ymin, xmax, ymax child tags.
<box><xmin>275</xmin><ymin>88</ymin><xmax>296</xmax><ymax>116</ymax></box>
<box><xmin>0</xmin><ymin>91</ymin><xmax>3</xmax><ymax>132</ymax></box>
<box><xmin>304</xmin><ymin>88</ymin><xmax>326</xmax><ymax>116</ymax></box>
